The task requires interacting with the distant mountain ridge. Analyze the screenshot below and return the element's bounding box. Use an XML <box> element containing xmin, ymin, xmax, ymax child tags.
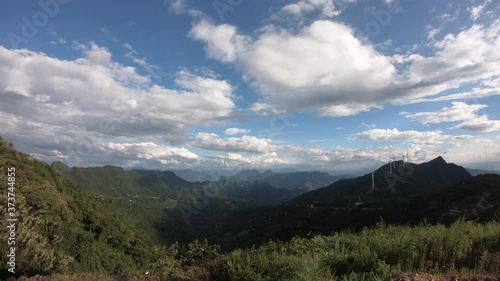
<box><xmin>51</xmin><ymin>162</ymin><xmax>303</xmax><ymax>206</ymax></box>
<box><xmin>215</xmin><ymin>156</ymin><xmax>475</xmax><ymax>248</ymax></box>
<box><xmin>171</xmin><ymin>169</ymin><xmax>220</xmax><ymax>182</ymax></box>
<box><xmin>227</xmin><ymin>169</ymin><xmax>342</xmax><ymax>191</ymax></box>
<box><xmin>293</xmin><ymin>156</ymin><xmax>471</xmax><ymax>205</ymax></box>
<box><xmin>466</xmin><ymin>167</ymin><xmax>500</xmax><ymax>176</ymax></box>
<box><xmin>172</xmin><ymin>168</ymin><xmax>342</xmax><ymax>191</ymax></box>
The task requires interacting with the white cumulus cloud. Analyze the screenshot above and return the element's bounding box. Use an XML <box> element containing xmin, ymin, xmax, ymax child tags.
<box><xmin>402</xmin><ymin>102</ymin><xmax>500</xmax><ymax>133</ymax></box>
<box><xmin>281</xmin><ymin>0</ymin><xmax>340</xmax><ymax>18</ymax></box>
<box><xmin>190</xmin><ymin>16</ymin><xmax>500</xmax><ymax>117</ymax></box>
<box><xmin>0</xmin><ymin>44</ymin><xmax>236</xmax><ymax>166</ymax></box>
<box><xmin>225</xmin><ymin>128</ymin><xmax>251</xmax><ymax>135</ymax></box>
<box><xmin>191</xmin><ymin>133</ymin><xmax>274</xmax><ymax>154</ymax></box>
<box><xmin>189</xmin><ymin>20</ymin><xmax>250</xmax><ymax>63</ymax></box>
<box><xmin>352</xmin><ymin>128</ymin><xmax>473</xmax><ymax>145</ymax></box>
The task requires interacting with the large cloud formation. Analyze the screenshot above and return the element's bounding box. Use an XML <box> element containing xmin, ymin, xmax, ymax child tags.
<box><xmin>0</xmin><ymin>44</ymin><xmax>236</xmax><ymax>166</ymax></box>
<box><xmin>0</xmin><ymin>44</ymin><xmax>236</xmax><ymax>144</ymax></box>
<box><xmin>403</xmin><ymin>102</ymin><xmax>500</xmax><ymax>132</ymax></box>
<box><xmin>190</xmin><ymin>18</ymin><xmax>500</xmax><ymax>116</ymax></box>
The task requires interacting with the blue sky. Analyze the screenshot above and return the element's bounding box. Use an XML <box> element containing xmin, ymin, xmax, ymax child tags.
<box><xmin>0</xmin><ymin>0</ymin><xmax>499</xmax><ymax>172</ymax></box>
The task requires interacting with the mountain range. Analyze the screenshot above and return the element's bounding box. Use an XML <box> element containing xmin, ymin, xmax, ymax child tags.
<box><xmin>213</xmin><ymin>157</ymin><xmax>477</xmax><ymax>248</ymax></box>
<box><xmin>227</xmin><ymin>169</ymin><xmax>343</xmax><ymax>191</ymax></box>
<box><xmin>2</xmin><ymin>136</ymin><xmax>500</xmax><ymax>277</ymax></box>
<box><xmin>466</xmin><ymin>167</ymin><xmax>500</xmax><ymax>176</ymax></box>
<box><xmin>172</xmin><ymin>168</ymin><xmax>344</xmax><ymax>192</ymax></box>
<box><xmin>294</xmin><ymin>156</ymin><xmax>471</xmax><ymax>205</ymax></box>
<box><xmin>51</xmin><ymin>163</ymin><xmax>307</xmax><ymax>206</ymax></box>
<box><xmin>50</xmin><ymin>161</ymin><xmax>313</xmax><ymax>245</ymax></box>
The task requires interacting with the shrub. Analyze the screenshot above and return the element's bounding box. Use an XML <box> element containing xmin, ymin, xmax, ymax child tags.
<box><xmin>147</xmin><ymin>220</ymin><xmax>500</xmax><ymax>280</ymax></box>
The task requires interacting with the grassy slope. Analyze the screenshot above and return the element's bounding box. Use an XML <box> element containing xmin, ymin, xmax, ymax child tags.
<box><xmin>141</xmin><ymin>220</ymin><xmax>500</xmax><ymax>280</ymax></box>
<box><xmin>0</xmin><ymin>138</ymin><xmax>157</xmax><ymax>276</ymax></box>
<box><xmin>17</xmin><ymin>219</ymin><xmax>499</xmax><ymax>281</ymax></box>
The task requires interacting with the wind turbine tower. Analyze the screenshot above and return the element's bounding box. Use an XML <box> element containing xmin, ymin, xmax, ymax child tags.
<box><xmin>484</xmin><ymin>147</ymin><xmax>489</xmax><ymax>172</ymax></box>
<box><xmin>372</xmin><ymin>171</ymin><xmax>375</xmax><ymax>190</ymax></box>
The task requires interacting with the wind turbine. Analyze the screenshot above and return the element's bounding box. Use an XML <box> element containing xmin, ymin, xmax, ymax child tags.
<box><xmin>484</xmin><ymin>147</ymin><xmax>489</xmax><ymax>172</ymax></box>
<box><xmin>391</xmin><ymin>154</ymin><xmax>397</xmax><ymax>169</ymax></box>
<box><xmin>389</xmin><ymin>158</ymin><xmax>393</xmax><ymax>174</ymax></box>
<box><xmin>372</xmin><ymin>171</ymin><xmax>375</xmax><ymax>190</ymax></box>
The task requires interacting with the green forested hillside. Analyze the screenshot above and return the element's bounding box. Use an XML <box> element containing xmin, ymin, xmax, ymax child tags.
<box><xmin>0</xmin><ymin>138</ymin><xmax>156</xmax><ymax>275</ymax></box>
<box><xmin>293</xmin><ymin>156</ymin><xmax>471</xmax><ymax>205</ymax></box>
<box><xmin>52</xmin><ymin>163</ymin><xmax>162</xmax><ymax>197</ymax></box>
<box><xmin>172</xmin><ymin>169</ymin><xmax>220</xmax><ymax>182</ymax></box>
<box><xmin>50</xmin><ymin>161</ymin><xmax>306</xmax><ymax>247</ymax></box>
<box><xmin>52</xmin><ymin>163</ymin><xmax>302</xmax><ymax>206</ymax></box>
<box><xmin>214</xmin><ymin>158</ymin><xmax>480</xmax><ymax>249</ymax></box>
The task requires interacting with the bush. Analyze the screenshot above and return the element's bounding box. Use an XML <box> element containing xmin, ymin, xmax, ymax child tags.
<box><xmin>147</xmin><ymin>220</ymin><xmax>500</xmax><ymax>280</ymax></box>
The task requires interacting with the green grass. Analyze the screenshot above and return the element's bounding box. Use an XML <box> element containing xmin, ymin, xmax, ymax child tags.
<box><xmin>0</xmin><ymin>138</ymin><xmax>158</xmax><ymax>275</ymax></box>
<box><xmin>148</xmin><ymin>219</ymin><xmax>500</xmax><ymax>280</ymax></box>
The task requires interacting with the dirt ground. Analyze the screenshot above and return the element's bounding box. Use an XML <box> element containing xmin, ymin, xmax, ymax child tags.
<box><xmin>9</xmin><ymin>275</ymin><xmax>161</xmax><ymax>281</ymax></box>
<box><xmin>10</xmin><ymin>274</ymin><xmax>500</xmax><ymax>281</ymax></box>
<box><xmin>388</xmin><ymin>273</ymin><xmax>500</xmax><ymax>281</ymax></box>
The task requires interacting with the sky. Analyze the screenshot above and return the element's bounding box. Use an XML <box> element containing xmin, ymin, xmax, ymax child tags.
<box><xmin>0</xmin><ymin>0</ymin><xmax>499</xmax><ymax>173</ymax></box>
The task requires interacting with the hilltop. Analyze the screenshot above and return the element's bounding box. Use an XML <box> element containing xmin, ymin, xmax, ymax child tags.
<box><xmin>293</xmin><ymin>156</ymin><xmax>471</xmax><ymax>205</ymax></box>
<box><xmin>214</xmin><ymin>157</ymin><xmax>478</xmax><ymax>248</ymax></box>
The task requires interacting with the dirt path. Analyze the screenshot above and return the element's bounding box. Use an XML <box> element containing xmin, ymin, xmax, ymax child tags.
<box><xmin>477</xmin><ymin>192</ymin><xmax>489</xmax><ymax>209</ymax></box>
